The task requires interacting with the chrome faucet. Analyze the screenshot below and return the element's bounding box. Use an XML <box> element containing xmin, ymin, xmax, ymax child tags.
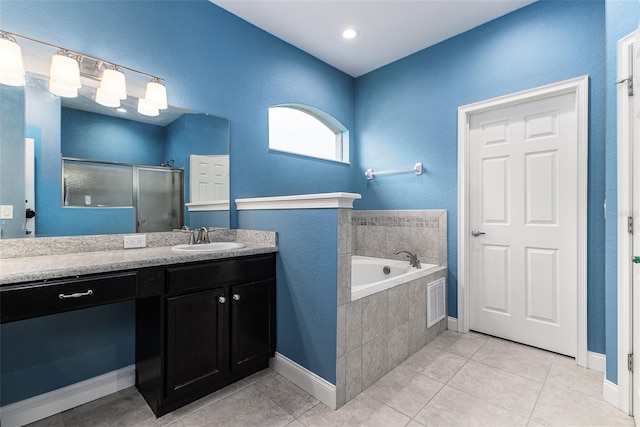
<box><xmin>196</xmin><ymin>227</ymin><xmax>210</xmax><ymax>244</ymax></box>
<box><xmin>180</xmin><ymin>226</ymin><xmax>210</xmax><ymax>245</ymax></box>
<box><xmin>180</xmin><ymin>226</ymin><xmax>196</xmax><ymax>245</ymax></box>
<box><xmin>394</xmin><ymin>250</ymin><xmax>422</xmax><ymax>269</ymax></box>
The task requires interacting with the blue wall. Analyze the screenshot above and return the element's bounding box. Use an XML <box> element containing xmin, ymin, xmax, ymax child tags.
<box><xmin>0</xmin><ymin>85</ymin><xmax>26</xmax><ymax>238</ymax></box>
<box><xmin>604</xmin><ymin>0</ymin><xmax>640</xmax><ymax>384</ymax></box>
<box><xmin>353</xmin><ymin>0</ymin><xmax>607</xmax><ymax>356</ymax></box>
<box><xmin>239</xmin><ymin>209</ymin><xmax>338</xmax><ymax>384</ymax></box>
<box><xmin>0</xmin><ymin>302</ymin><xmax>134</xmax><ymax>405</ymax></box>
<box><xmin>61</xmin><ymin>108</ymin><xmax>166</xmax><ymax>165</ymax></box>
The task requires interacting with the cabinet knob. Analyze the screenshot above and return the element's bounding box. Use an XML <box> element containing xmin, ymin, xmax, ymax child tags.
<box><xmin>218</xmin><ymin>296</ymin><xmax>226</xmax><ymax>304</ymax></box>
<box><xmin>233</xmin><ymin>294</ymin><xmax>240</xmax><ymax>301</ymax></box>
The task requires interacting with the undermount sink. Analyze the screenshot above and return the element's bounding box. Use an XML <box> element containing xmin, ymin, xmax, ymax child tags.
<box><xmin>171</xmin><ymin>242</ymin><xmax>246</xmax><ymax>252</ymax></box>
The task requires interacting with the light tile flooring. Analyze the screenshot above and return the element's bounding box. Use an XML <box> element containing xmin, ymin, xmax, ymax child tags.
<box><xmin>29</xmin><ymin>331</ymin><xmax>634</xmax><ymax>427</ymax></box>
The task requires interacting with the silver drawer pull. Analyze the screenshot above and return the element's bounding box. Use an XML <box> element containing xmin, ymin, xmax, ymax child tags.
<box><xmin>59</xmin><ymin>290</ymin><xmax>94</xmax><ymax>299</ymax></box>
<box><xmin>218</xmin><ymin>296</ymin><xmax>227</xmax><ymax>304</ymax></box>
<box><xmin>233</xmin><ymin>294</ymin><xmax>240</xmax><ymax>301</ymax></box>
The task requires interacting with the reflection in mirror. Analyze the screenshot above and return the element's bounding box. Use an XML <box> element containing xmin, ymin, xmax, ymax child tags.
<box><xmin>0</xmin><ymin>74</ymin><xmax>230</xmax><ymax>238</ymax></box>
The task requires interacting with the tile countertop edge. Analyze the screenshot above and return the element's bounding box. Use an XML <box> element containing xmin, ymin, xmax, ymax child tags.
<box><xmin>0</xmin><ymin>244</ymin><xmax>278</xmax><ymax>285</ymax></box>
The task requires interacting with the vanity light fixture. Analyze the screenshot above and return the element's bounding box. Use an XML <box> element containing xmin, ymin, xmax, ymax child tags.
<box><xmin>95</xmin><ymin>87</ymin><xmax>121</xmax><ymax>108</ymax></box>
<box><xmin>0</xmin><ymin>32</ymin><xmax>25</xmax><ymax>86</ymax></box>
<box><xmin>0</xmin><ymin>29</ymin><xmax>169</xmax><ymax>112</ymax></box>
<box><xmin>342</xmin><ymin>27</ymin><xmax>359</xmax><ymax>40</ymax></box>
<box><xmin>48</xmin><ymin>51</ymin><xmax>81</xmax><ymax>98</ymax></box>
<box><xmin>98</xmin><ymin>66</ymin><xmax>127</xmax><ymax>100</ymax></box>
<box><xmin>137</xmin><ymin>97</ymin><xmax>159</xmax><ymax>117</ymax></box>
<box><xmin>144</xmin><ymin>78</ymin><xmax>168</xmax><ymax>110</ymax></box>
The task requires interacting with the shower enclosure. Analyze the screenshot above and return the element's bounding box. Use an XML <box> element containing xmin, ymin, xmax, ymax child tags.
<box><xmin>62</xmin><ymin>158</ymin><xmax>184</xmax><ymax>232</ymax></box>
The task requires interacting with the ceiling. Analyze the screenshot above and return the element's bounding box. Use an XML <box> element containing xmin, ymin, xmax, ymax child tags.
<box><xmin>212</xmin><ymin>0</ymin><xmax>537</xmax><ymax>77</ymax></box>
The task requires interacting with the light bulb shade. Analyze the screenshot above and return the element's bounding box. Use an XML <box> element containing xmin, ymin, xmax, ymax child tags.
<box><xmin>99</xmin><ymin>68</ymin><xmax>127</xmax><ymax>100</ymax></box>
<box><xmin>49</xmin><ymin>81</ymin><xmax>78</xmax><ymax>98</ymax></box>
<box><xmin>0</xmin><ymin>37</ymin><xmax>25</xmax><ymax>86</ymax></box>
<box><xmin>144</xmin><ymin>80</ymin><xmax>168</xmax><ymax>110</ymax></box>
<box><xmin>95</xmin><ymin>87</ymin><xmax>120</xmax><ymax>108</ymax></box>
<box><xmin>49</xmin><ymin>53</ymin><xmax>81</xmax><ymax>93</ymax></box>
<box><xmin>137</xmin><ymin>97</ymin><xmax>159</xmax><ymax>117</ymax></box>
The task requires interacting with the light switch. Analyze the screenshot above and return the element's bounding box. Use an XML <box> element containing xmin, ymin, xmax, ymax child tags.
<box><xmin>0</xmin><ymin>205</ymin><xmax>13</xmax><ymax>219</ymax></box>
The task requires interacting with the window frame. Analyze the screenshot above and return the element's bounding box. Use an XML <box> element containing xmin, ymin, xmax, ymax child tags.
<box><xmin>268</xmin><ymin>104</ymin><xmax>349</xmax><ymax>164</ymax></box>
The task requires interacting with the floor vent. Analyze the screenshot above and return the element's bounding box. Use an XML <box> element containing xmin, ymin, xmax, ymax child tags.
<box><xmin>427</xmin><ymin>277</ymin><xmax>446</xmax><ymax>328</ymax></box>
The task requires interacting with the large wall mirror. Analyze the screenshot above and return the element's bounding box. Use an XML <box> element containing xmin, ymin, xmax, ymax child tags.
<box><xmin>0</xmin><ymin>73</ymin><xmax>230</xmax><ymax>239</ymax></box>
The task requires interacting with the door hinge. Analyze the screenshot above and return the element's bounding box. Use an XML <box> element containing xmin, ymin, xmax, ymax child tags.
<box><xmin>629</xmin><ymin>353</ymin><xmax>634</xmax><ymax>372</ymax></box>
<box><xmin>629</xmin><ymin>216</ymin><xmax>634</xmax><ymax>234</ymax></box>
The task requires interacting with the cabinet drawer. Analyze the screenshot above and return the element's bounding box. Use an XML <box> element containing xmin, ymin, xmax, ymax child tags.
<box><xmin>0</xmin><ymin>271</ymin><xmax>137</xmax><ymax>323</ymax></box>
<box><xmin>166</xmin><ymin>254</ymin><xmax>275</xmax><ymax>294</ymax></box>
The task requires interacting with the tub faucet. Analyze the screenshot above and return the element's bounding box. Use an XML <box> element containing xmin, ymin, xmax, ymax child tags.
<box><xmin>394</xmin><ymin>250</ymin><xmax>422</xmax><ymax>269</ymax></box>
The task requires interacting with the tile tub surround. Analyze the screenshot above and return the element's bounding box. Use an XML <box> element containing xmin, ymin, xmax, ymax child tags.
<box><xmin>335</xmin><ymin>209</ymin><xmax>447</xmax><ymax>408</ymax></box>
<box><xmin>336</xmin><ymin>267</ymin><xmax>448</xmax><ymax>406</ymax></box>
<box><xmin>0</xmin><ymin>229</ymin><xmax>276</xmax><ymax>259</ymax></box>
<box><xmin>351</xmin><ymin>210</ymin><xmax>447</xmax><ymax>267</ymax></box>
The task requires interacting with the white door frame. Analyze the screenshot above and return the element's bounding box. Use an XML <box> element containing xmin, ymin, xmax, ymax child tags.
<box><xmin>457</xmin><ymin>76</ymin><xmax>590</xmax><ymax>368</ymax></box>
<box><xmin>615</xmin><ymin>31</ymin><xmax>636</xmax><ymax>415</ymax></box>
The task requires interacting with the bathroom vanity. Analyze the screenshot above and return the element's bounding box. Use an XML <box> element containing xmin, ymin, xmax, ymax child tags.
<box><xmin>136</xmin><ymin>253</ymin><xmax>276</xmax><ymax>416</ymax></box>
<box><xmin>0</xmin><ymin>235</ymin><xmax>277</xmax><ymax>418</ymax></box>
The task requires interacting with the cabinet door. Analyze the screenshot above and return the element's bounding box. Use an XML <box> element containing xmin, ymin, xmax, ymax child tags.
<box><xmin>166</xmin><ymin>288</ymin><xmax>226</xmax><ymax>399</ymax></box>
<box><xmin>230</xmin><ymin>278</ymin><xmax>276</xmax><ymax>371</ymax></box>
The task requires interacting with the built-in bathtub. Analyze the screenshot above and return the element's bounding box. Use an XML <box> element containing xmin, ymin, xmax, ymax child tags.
<box><xmin>351</xmin><ymin>255</ymin><xmax>440</xmax><ymax>300</ymax></box>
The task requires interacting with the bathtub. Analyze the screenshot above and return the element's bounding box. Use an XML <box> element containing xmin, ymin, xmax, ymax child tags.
<box><xmin>351</xmin><ymin>255</ymin><xmax>441</xmax><ymax>300</ymax></box>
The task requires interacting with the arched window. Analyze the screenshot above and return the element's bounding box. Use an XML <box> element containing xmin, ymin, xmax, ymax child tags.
<box><xmin>268</xmin><ymin>104</ymin><xmax>349</xmax><ymax>163</ymax></box>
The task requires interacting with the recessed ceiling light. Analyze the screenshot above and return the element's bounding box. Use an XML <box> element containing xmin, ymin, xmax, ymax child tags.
<box><xmin>342</xmin><ymin>28</ymin><xmax>359</xmax><ymax>40</ymax></box>
<box><xmin>116</xmin><ymin>107</ymin><xmax>127</xmax><ymax>113</ymax></box>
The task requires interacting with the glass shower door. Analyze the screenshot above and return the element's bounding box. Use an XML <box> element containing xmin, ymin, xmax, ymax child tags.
<box><xmin>136</xmin><ymin>167</ymin><xmax>184</xmax><ymax>233</ymax></box>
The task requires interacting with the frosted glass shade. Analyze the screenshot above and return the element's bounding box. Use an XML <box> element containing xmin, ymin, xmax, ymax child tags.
<box><xmin>0</xmin><ymin>37</ymin><xmax>25</xmax><ymax>86</ymax></box>
<box><xmin>49</xmin><ymin>53</ymin><xmax>81</xmax><ymax>98</ymax></box>
<box><xmin>99</xmin><ymin>68</ymin><xmax>127</xmax><ymax>100</ymax></box>
<box><xmin>144</xmin><ymin>80</ymin><xmax>168</xmax><ymax>110</ymax></box>
<box><xmin>137</xmin><ymin>97</ymin><xmax>159</xmax><ymax>117</ymax></box>
<box><xmin>49</xmin><ymin>81</ymin><xmax>78</xmax><ymax>98</ymax></box>
<box><xmin>95</xmin><ymin>87</ymin><xmax>120</xmax><ymax>108</ymax></box>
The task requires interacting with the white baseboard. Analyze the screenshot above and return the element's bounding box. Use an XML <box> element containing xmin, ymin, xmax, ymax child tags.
<box><xmin>269</xmin><ymin>352</ymin><xmax>336</xmax><ymax>409</ymax></box>
<box><xmin>448</xmin><ymin>316</ymin><xmax>458</xmax><ymax>331</ymax></box>
<box><xmin>603</xmin><ymin>379</ymin><xmax>619</xmax><ymax>409</ymax></box>
<box><xmin>0</xmin><ymin>365</ymin><xmax>135</xmax><ymax>427</ymax></box>
<box><xmin>587</xmin><ymin>351</ymin><xmax>606</xmax><ymax>373</ymax></box>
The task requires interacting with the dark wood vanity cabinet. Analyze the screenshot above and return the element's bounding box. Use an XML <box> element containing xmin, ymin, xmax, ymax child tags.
<box><xmin>136</xmin><ymin>253</ymin><xmax>276</xmax><ymax>417</ymax></box>
<box><xmin>165</xmin><ymin>287</ymin><xmax>227</xmax><ymax>401</ymax></box>
<box><xmin>0</xmin><ymin>271</ymin><xmax>137</xmax><ymax>323</ymax></box>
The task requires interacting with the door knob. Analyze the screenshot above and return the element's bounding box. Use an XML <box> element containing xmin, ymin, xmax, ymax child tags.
<box><xmin>633</xmin><ymin>256</ymin><xmax>640</xmax><ymax>264</ymax></box>
<box><xmin>471</xmin><ymin>229</ymin><xmax>486</xmax><ymax>237</ymax></box>
<box><xmin>233</xmin><ymin>294</ymin><xmax>241</xmax><ymax>301</ymax></box>
<box><xmin>218</xmin><ymin>296</ymin><xmax>226</xmax><ymax>304</ymax></box>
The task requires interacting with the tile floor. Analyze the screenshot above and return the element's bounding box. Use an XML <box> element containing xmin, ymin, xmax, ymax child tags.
<box><xmin>28</xmin><ymin>331</ymin><xmax>634</xmax><ymax>427</ymax></box>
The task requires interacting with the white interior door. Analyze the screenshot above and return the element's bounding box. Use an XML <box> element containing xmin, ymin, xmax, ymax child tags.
<box><xmin>631</xmin><ymin>33</ymin><xmax>640</xmax><ymax>420</ymax></box>
<box><xmin>189</xmin><ymin>154</ymin><xmax>229</xmax><ymax>203</ymax></box>
<box><xmin>469</xmin><ymin>92</ymin><xmax>579</xmax><ymax>356</ymax></box>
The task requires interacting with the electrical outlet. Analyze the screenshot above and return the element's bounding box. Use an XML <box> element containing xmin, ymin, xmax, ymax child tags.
<box><xmin>123</xmin><ymin>234</ymin><xmax>146</xmax><ymax>249</ymax></box>
<box><xmin>0</xmin><ymin>205</ymin><xmax>14</xmax><ymax>219</ymax></box>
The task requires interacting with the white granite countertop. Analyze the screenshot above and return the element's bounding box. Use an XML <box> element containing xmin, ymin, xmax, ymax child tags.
<box><xmin>0</xmin><ymin>243</ymin><xmax>278</xmax><ymax>285</ymax></box>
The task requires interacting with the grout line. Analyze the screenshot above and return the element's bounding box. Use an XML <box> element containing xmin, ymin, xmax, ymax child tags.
<box><xmin>527</xmin><ymin>363</ymin><xmax>552</xmax><ymax>426</ymax></box>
